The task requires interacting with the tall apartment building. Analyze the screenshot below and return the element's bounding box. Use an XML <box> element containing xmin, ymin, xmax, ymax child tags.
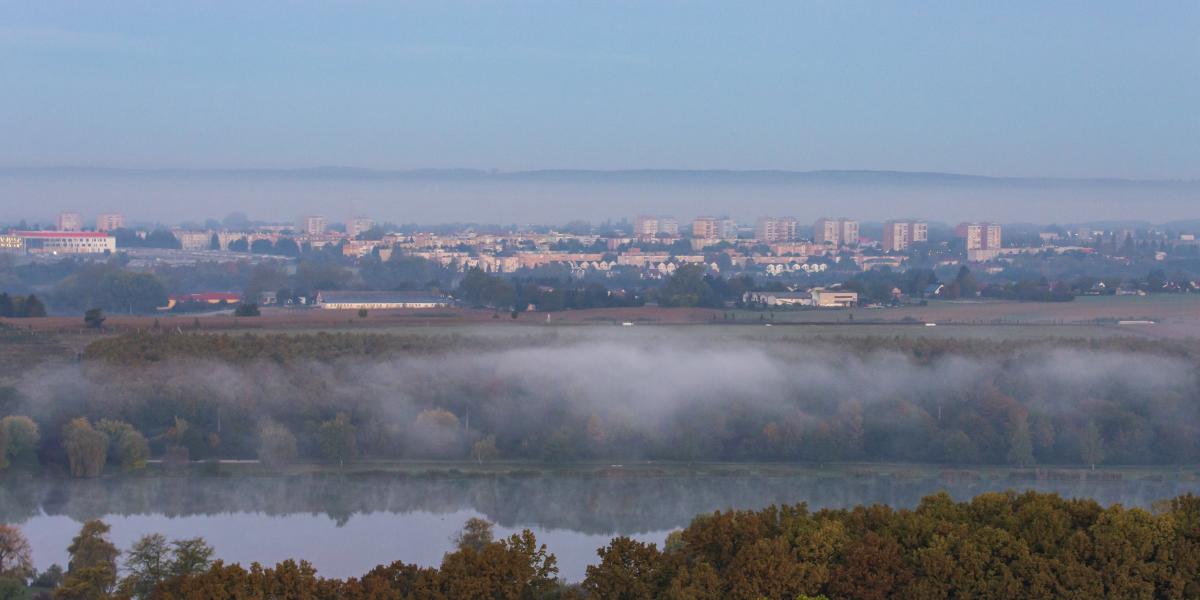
<box><xmin>956</xmin><ymin>222</ymin><xmax>1002</xmax><ymax>261</ymax></box>
<box><xmin>303</xmin><ymin>215</ymin><xmax>327</xmax><ymax>236</ymax></box>
<box><xmin>633</xmin><ymin>215</ymin><xmax>679</xmax><ymax>238</ymax></box>
<box><xmin>881</xmin><ymin>220</ymin><xmax>929</xmax><ymax>252</ymax></box>
<box><xmin>813</xmin><ymin>218</ymin><xmax>859</xmax><ymax>247</ymax></box>
<box><xmin>755</xmin><ymin>217</ymin><xmax>799</xmax><ymax>243</ymax></box>
<box><xmin>349</xmin><ymin>217</ymin><xmax>376</xmax><ymax>238</ymax></box>
<box><xmin>95</xmin><ymin>213</ymin><xmax>125</xmax><ymax>232</ymax></box>
<box><xmin>691</xmin><ymin>216</ymin><xmax>736</xmax><ymax>240</ymax></box>
<box><xmin>57</xmin><ymin>212</ymin><xmax>83</xmax><ymax>232</ymax></box>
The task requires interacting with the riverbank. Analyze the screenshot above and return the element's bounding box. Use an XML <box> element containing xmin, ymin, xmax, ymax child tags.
<box><xmin>11</xmin><ymin>459</ymin><xmax>1200</xmax><ymax>482</ymax></box>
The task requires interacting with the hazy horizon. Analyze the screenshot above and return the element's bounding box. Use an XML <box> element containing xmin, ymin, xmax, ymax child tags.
<box><xmin>2</xmin><ymin>1</ymin><xmax>1197</xmax><ymax>225</ymax></box>
<box><xmin>1</xmin><ymin>167</ymin><xmax>1197</xmax><ymax>226</ymax></box>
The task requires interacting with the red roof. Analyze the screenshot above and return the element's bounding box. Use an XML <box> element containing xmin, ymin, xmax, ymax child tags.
<box><xmin>12</xmin><ymin>231</ymin><xmax>112</xmax><ymax>238</ymax></box>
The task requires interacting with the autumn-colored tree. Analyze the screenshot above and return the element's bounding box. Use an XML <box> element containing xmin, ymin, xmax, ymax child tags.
<box><xmin>439</xmin><ymin>529</ymin><xmax>558</xmax><ymax>600</ymax></box>
<box><xmin>62</xmin><ymin>419</ymin><xmax>108</xmax><ymax>478</ymax></box>
<box><xmin>582</xmin><ymin>537</ymin><xmax>667</xmax><ymax>600</ymax></box>
<box><xmin>0</xmin><ymin>524</ymin><xmax>34</xmax><ymax>583</ymax></box>
<box><xmin>826</xmin><ymin>532</ymin><xmax>914</xmax><ymax>600</ymax></box>
<box><xmin>57</xmin><ymin>520</ymin><xmax>119</xmax><ymax>600</ymax></box>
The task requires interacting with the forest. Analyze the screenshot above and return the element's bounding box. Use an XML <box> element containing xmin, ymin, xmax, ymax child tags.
<box><xmin>1</xmin><ymin>331</ymin><xmax>1199</xmax><ymax>475</ymax></box>
<box><xmin>3</xmin><ymin>490</ymin><xmax>1199</xmax><ymax>598</ymax></box>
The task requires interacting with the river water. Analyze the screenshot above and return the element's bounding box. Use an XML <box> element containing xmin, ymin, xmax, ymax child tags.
<box><xmin>4</xmin><ymin>468</ymin><xmax>1198</xmax><ymax>581</ymax></box>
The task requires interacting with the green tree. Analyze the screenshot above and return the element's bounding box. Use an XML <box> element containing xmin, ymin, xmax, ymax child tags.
<box><xmin>1007</xmin><ymin>414</ymin><xmax>1035</xmax><ymax>467</ymax></box>
<box><xmin>233</xmin><ymin>303</ymin><xmax>260</xmax><ymax>317</ymax></box>
<box><xmin>318</xmin><ymin>413</ymin><xmax>357</xmax><ymax>466</ymax></box>
<box><xmin>83</xmin><ymin>308</ymin><xmax>105</xmax><ymax>329</ymax></box>
<box><xmin>119</xmin><ymin>534</ymin><xmax>170</xmax><ymax>599</ymax></box>
<box><xmin>20</xmin><ymin>295</ymin><xmax>46</xmax><ymax>318</ymax></box>
<box><xmin>452</xmin><ymin>518</ymin><xmax>495</xmax><ymax>553</ymax></box>
<box><xmin>471</xmin><ymin>435</ymin><xmax>498</xmax><ymax>464</ymax></box>
<box><xmin>257</xmin><ymin>420</ymin><xmax>298</xmax><ymax>467</ymax></box>
<box><xmin>1080</xmin><ymin>421</ymin><xmax>1105</xmax><ymax>470</ymax></box>
<box><xmin>0</xmin><ymin>416</ymin><xmax>40</xmax><ymax>469</ymax></box>
<box><xmin>96</xmin><ymin>420</ymin><xmax>149</xmax><ymax>471</ymax></box>
<box><xmin>62</xmin><ymin>419</ymin><xmax>107</xmax><ymax>478</ymax></box>
<box><xmin>167</xmin><ymin>538</ymin><xmax>214</xmax><ymax>579</ymax></box>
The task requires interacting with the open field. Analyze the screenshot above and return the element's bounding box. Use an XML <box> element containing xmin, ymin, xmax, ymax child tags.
<box><xmin>4</xmin><ymin>294</ymin><xmax>1200</xmax><ymax>338</ymax></box>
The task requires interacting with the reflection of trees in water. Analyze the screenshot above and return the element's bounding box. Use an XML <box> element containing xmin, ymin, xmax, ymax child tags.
<box><xmin>1</xmin><ymin>473</ymin><xmax>1197</xmax><ymax>535</ymax></box>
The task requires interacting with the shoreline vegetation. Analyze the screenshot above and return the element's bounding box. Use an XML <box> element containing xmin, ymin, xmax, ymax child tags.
<box><xmin>4</xmin><ymin>489</ymin><xmax>1200</xmax><ymax>598</ymax></box>
<box><xmin>3</xmin><ymin>459</ymin><xmax>1199</xmax><ymax>481</ymax></box>
<box><xmin>2</xmin><ymin>330</ymin><xmax>1200</xmax><ymax>478</ymax></box>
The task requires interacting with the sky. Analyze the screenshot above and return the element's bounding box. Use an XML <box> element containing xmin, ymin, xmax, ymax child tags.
<box><xmin>2</xmin><ymin>1</ymin><xmax>1198</xmax><ymax>180</ymax></box>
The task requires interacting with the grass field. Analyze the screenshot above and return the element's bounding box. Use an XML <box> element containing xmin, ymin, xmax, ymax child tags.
<box><xmin>3</xmin><ymin>294</ymin><xmax>1199</xmax><ymax>344</ymax></box>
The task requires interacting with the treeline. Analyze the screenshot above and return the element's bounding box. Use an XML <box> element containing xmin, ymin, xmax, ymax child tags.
<box><xmin>0</xmin><ymin>293</ymin><xmax>47</xmax><ymax>318</ymax></box>
<box><xmin>82</xmin><ymin>331</ymin><xmax>547</xmax><ymax>365</ymax></box>
<box><xmin>0</xmin><ymin>332</ymin><xmax>1192</xmax><ymax>470</ymax></box>
<box><xmin>7</xmin><ymin>491</ymin><xmax>1199</xmax><ymax>599</ymax></box>
<box><xmin>0</xmin><ymin>518</ymin><xmax>213</xmax><ymax>599</ymax></box>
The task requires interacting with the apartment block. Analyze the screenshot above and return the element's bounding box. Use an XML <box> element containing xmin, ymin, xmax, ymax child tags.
<box><xmin>755</xmin><ymin>217</ymin><xmax>799</xmax><ymax>243</ymax></box>
<box><xmin>882</xmin><ymin>220</ymin><xmax>928</xmax><ymax>252</ymax></box>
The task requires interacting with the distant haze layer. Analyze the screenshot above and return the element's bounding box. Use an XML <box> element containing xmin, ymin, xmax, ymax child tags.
<box><xmin>0</xmin><ymin>169</ymin><xmax>1196</xmax><ymax>226</ymax></box>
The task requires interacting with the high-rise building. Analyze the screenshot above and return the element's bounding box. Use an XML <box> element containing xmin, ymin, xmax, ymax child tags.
<box><xmin>303</xmin><ymin>215</ymin><xmax>327</xmax><ymax>236</ymax></box>
<box><xmin>881</xmin><ymin>220</ymin><xmax>928</xmax><ymax>252</ymax></box>
<box><xmin>57</xmin><ymin>212</ymin><xmax>82</xmax><ymax>232</ymax></box>
<box><xmin>692</xmin><ymin>216</ymin><xmax>735</xmax><ymax>240</ymax></box>
<box><xmin>813</xmin><ymin>218</ymin><xmax>858</xmax><ymax>247</ymax></box>
<box><xmin>956</xmin><ymin>222</ymin><xmax>1002</xmax><ymax>261</ymax></box>
<box><xmin>349</xmin><ymin>217</ymin><xmax>376</xmax><ymax>238</ymax></box>
<box><xmin>96</xmin><ymin>213</ymin><xmax>124</xmax><ymax>232</ymax></box>
<box><xmin>755</xmin><ymin>217</ymin><xmax>799</xmax><ymax>243</ymax></box>
<box><xmin>633</xmin><ymin>215</ymin><xmax>678</xmax><ymax>238</ymax></box>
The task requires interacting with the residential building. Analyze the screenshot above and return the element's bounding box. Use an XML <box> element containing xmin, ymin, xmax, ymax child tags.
<box><xmin>349</xmin><ymin>217</ymin><xmax>376</xmax><ymax>238</ymax></box>
<box><xmin>14</xmin><ymin>231</ymin><xmax>116</xmax><ymax>254</ymax></box>
<box><xmin>813</xmin><ymin>218</ymin><xmax>858</xmax><ymax>247</ymax></box>
<box><xmin>57</xmin><ymin>212</ymin><xmax>83</xmax><ymax>232</ymax></box>
<box><xmin>303</xmin><ymin>215</ymin><xmax>327</xmax><ymax>235</ymax></box>
<box><xmin>633</xmin><ymin>215</ymin><xmax>679</xmax><ymax>238</ymax></box>
<box><xmin>315</xmin><ymin>290</ymin><xmax>452</xmax><ymax>310</ymax></box>
<box><xmin>956</xmin><ymin>222</ymin><xmax>1002</xmax><ymax>261</ymax></box>
<box><xmin>882</xmin><ymin>220</ymin><xmax>928</xmax><ymax>252</ymax></box>
<box><xmin>755</xmin><ymin>217</ymin><xmax>799</xmax><ymax>242</ymax></box>
<box><xmin>691</xmin><ymin>216</ymin><xmax>735</xmax><ymax>240</ymax></box>
<box><xmin>173</xmin><ymin>230</ymin><xmax>213</xmax><ymax>251</ymax></box>
<box><xmin>96</xmin><ymin>213</ymin><xmax>124</xmax><ymax>232</ymax></box>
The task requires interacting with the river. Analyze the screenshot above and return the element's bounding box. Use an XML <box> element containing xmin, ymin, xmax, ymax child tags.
<box><xmin>4</xmin><ymin>467</ymin><xmax>1198</xmax><ymax>581</ymax></box>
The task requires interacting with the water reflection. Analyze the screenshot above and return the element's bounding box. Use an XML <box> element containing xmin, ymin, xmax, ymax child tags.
<box><xmin>5</xmin><ymin>470</ymin><xmax>1199</xmax><ymax>581</ymax></box>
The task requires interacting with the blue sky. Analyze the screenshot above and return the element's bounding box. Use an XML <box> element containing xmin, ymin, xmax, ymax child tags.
<box><xmin>2</xmin><ymin>1</ymin><xmax>1197</xmax><ymax>178</ymax></box>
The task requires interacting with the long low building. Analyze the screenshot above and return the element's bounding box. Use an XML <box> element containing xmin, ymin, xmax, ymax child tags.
<box><xmin>315</xmin><ymin>290</ymin><xmax>453</xmax><ymax>309</ymax></box>
<box><xmin>8</xmin><ymin>231</ymin><xmax>116</xmax><ymax>254</ymax></box>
